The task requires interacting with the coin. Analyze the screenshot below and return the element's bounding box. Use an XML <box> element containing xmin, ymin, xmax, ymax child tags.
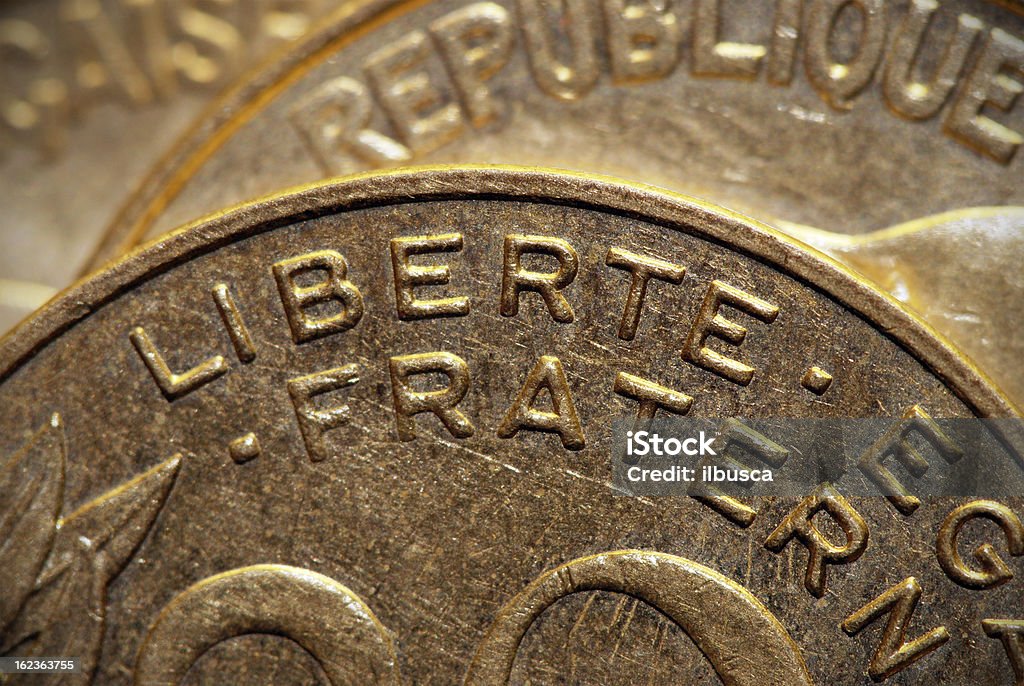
<box><xmin>0</xmin><ymin>0</ymin><xmax>345</xmax><ymax>332</ymax></box>
<box><xmin>783</xmin><ymin>208</ymin><xmax>1024</xmax><ymax>406</ymax></box>
<box><xmin>1</xmin><ymin>168</ymin><xmax>1020</xmax><ymax>684</ymax></box>
<box><xmin>84</xmin><ymin>0</ymin><xmax>1024</xmax><ymax>406</ymax></box>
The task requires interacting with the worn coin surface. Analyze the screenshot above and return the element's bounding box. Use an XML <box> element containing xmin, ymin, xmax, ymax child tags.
<box><xmin>0</xmin><ymin>0</ymin><xmax>344</xmax><ymax>331</ymax></box>
<box><xmin>87</xmin><ymin>0</ymin><xmax>1024</xmax><ymax>406</ymax></box>
<box><xmin>1</xmin><ymin>168</ymin><xmax>1021</xmax><ymax>684</ymax></box>
<box><xmin>784</xmin><ymin>208</ymin><xmax>1024</xmax><ymax>405</ymax></box>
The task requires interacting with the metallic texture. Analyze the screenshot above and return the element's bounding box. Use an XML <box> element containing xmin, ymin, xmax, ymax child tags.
<box><xmin>0</xmin><ymin>0</ymin><xmax>341</xmax><ymax>330</ymax></box>
<box><xmin>80</xmin><ymin>0</ymin><xmax>1024</xmax><ymax>405</ymax></box>
<box><xmin>0</xmin><ymin>168</ymin><xmax>1021</xmax><ymax>684</ymax></box>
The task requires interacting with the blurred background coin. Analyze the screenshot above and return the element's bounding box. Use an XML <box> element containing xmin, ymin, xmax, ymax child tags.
<box><xmin>0</xmin><ymin>0</ymin><xmax>345</xmax><ymax>331</ymax></box>
<box><xmin>76</xmin><ymin>0</ymin><xmax>1024</xmax><ymax>404</ymax></box>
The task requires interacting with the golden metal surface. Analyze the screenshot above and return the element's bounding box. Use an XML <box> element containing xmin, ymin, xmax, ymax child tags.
<box><xmin>0</xmin><ymin>168</ymin><xmax>1020</xmax><ymax>684</ymax></box>
<box><xmin>1</xmin><ymin>2</ymin><xmax>1023</xmax><ymax>680</ymax></box>
<box><xmin>0</xmin><ymin>0</ymin><xmax>342</xmax><ymax>331</ymax></box>
<box><xmin>83</xmin><ymin>0</ymin><xmax>1024</xmax><ymax>405</ymax></box>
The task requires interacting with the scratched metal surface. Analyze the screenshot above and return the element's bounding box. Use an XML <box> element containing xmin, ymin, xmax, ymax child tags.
<box><xmin>0</xmin><ymin>170</ymin><xmax>1020</xmax><ymax>684</ymax></box>
<box><xmin>87</xmin><ymin>0</ymin><xmax>1024</xmax><ymax>408</ymax></box>
<box><xmin>3</xmin><ymin>0</ymin><xmax>1024</xmax><ymax>408</ymax></box>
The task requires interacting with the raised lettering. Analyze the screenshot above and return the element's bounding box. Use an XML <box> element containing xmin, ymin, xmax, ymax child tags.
<box><xmin>883</xmin><ymin>1</ymin><xmax>983</xmax><ymax>120</ymax></box>
<box><xmin>500</xmin><ymin>235</ymin><xmax>578</xmax><ymax>323</ymax></box>
<box><xmin>613</xmin><ymin>372</ymin><xmax>694</xmax><ymax>424</ymax></box>
<box><xmin>287</xmin><ymin>365</ymin><xmax>359</xmax><ymax>462</ymax></box>
<box><xmin>692</xmin><ymin>0</ymin><xmax>767</xmax><ymax>78</ymax></box>
<box><xmin>289</xmin><ymin>76</ymin><xmax>412</xmax><ymax>174</ymax></box>
<box><xmin>124</xmin><ymin>0</ymin><xmax>177</xmax><ymax>98</ymax></box>
<box><xmin>690</xmin><ymin>419</ymin><xmax>789</xmax><ymax>527</ymax></box>
<box><xmin>60</xmin><ymin>0</ymin><xmax>153</xmax><ymax>106</ymax></box>
<box><xmin>172</xmin><ymin>0</ymin><xmax>242</xmax><ymax>85</ymax></box>
<box><xmin>683</xmin><ymin>280</ymin><xmax>779</xmax><ymax>385</ymax></box>
<box><xmin>945</xmin><ymin>28</ymin><xmax>1024</xmax><ymax>163</ymax></box>
<box><xmin>365</xmin><ymin>30</ymin><xmax>463</xmax><ymax>153</ymax></box>
<box><xmin>129</xmin><ymin>326</ymin><xmax>227</xmax><ymax>400</ymax></box>
<box><xmin>259</xmin><ymin>0</ymin><xmax>315</xmax><ymax>41</ymax></box>
<box><xmin>857</xmin><ymin>405</ymin><xmax>963</xmax><ymax>515</ymax></box>
<box><xmin>605</xmin><ymin>247</ymin><xmax>685</xmax><ymax>340</ymax></box>
<box><xmin>936</xmin><ymin>499</ymin><xmax>1024</xmax><ymax>589</ymax></box>
<box><xmin>430</xmin><ymin>3</ymin><xmax>513</xmax><ymax>127</ymax></box>
<box><xmin>764</xmin><ymin>484</ymin><xmax>869</xmax><ymax>597</ymax></box>
<box><xmin>842</xmin><ymin>577</ymin><xmax>950</xmax><ymax>681</ymax></box>
<box><xmin>982</xmin><ymin>619</ymin><xmax>1024</xmax><ymax>686</ymax></box>
<box><xmin>766</xmin><ymin>0</ymin><xmax>802</xmax><ymax>86</ymax></box>
<box><xmin>389</xmin><ymin>352</ymin><xmax>474</xmax><ymax>441</ymax></box>
<box><xmin>613</xmin><ymin>371</ymin><xmax>693</xmax><ymax>465</ymax></box>
<box><xmin>273</xmin><ymin>250</ymin><xmax>365</xmax><ymax>344</ymax></box>
<box><xmin>0</xmin><ymin>20</ymin><xmax>67</xmax><ymax>156</ymax></box>
<box><xmin>497</xmin><ymin>355</ymin><xmax>585</xmax><ymax>449</ymax></box>
<box><xmin>212</xmin><ymin>283</ymin><xmax>256</xmax><ymax>363</ymax></box>
<box><xmin>391</xmin><ymin>234</ymin><xmax>470</xmax><ymax>320</ymax></box>
<box><xmin>604</xmin><ymin>0</ymin><xmax>680</xmax><ymax>83</ymax></box>
<box><xmin>805</xmin><ymin>0</ymin><xmax>888</xmax><ymax>109</ymax></box>
<box><xmin>519</xmin><ymin>0</ymin><xmax>599</xmax><ymax>100</ymax></box>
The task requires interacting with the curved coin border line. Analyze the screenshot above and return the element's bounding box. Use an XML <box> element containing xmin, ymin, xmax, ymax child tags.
<box><xmin>7</xmin><ymin>166</ymin><xmax>1018</xmax><ymax>425</ymax></box>
<box><xmin>89</xmin><ymin>0</ymin><xmax>425</xmax><ymax>269</ymax></box>
<box><xmin>89</xmin><ymin>0</ymin><xmax>1024</xmax><ymax>270</ymax></box>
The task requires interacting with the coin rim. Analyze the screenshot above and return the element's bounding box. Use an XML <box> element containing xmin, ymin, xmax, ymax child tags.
<box><xmin>5</xmin><ymin>166</ymin><xmax>1018</xmax><ymax>424</ymax></box>
<box><xmin>85</xmin><ymin>0</ymin><xmax>1024</xmax><ymax>272</ymax></box>
<box><xmin>86</xmin><ymin>0</ymin><xmax>416</xmax><ymax>271</ymax></box>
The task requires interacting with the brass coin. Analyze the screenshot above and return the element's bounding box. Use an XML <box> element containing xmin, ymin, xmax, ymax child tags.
<box><xmin>0</xmin><ymin>0</ymin><xmax>345</xmax><ymax>331</ymax></box>
<box><xmin>0</xmin><ymin>168</ymin><xmax>1020</xmax><ymax>684</ymax></box>
<box><xmin>87</xmin><ymin>0</ymin><xmax>1024</xmax><ymax>405</ymax></box>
